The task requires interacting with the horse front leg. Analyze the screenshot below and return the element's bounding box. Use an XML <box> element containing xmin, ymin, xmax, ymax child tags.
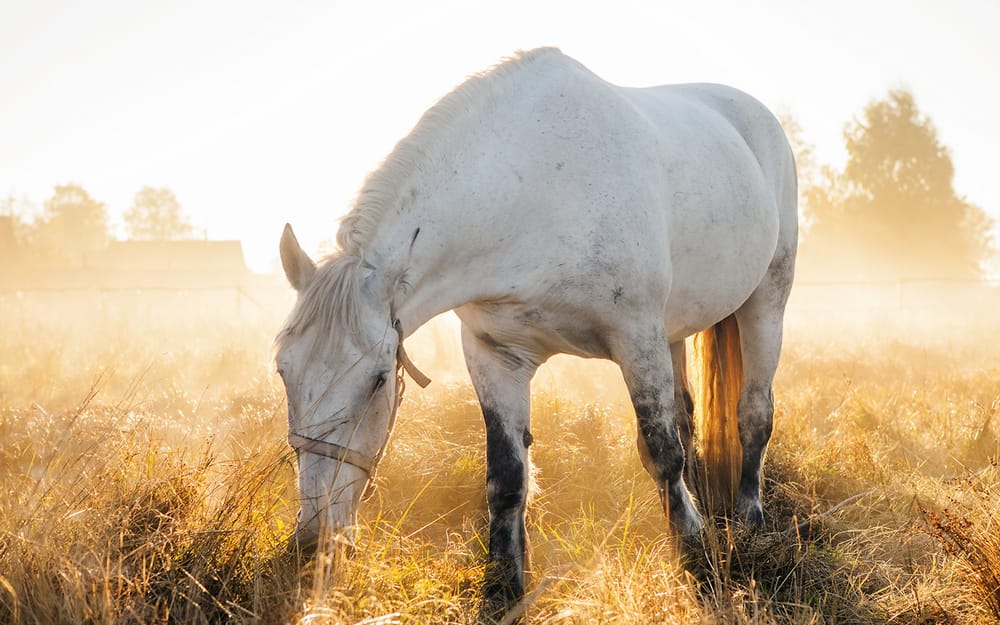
<box><xmin>461</xmin><ymin>324</ymin><xmax>537</xmax><ymax>622</ymax></box>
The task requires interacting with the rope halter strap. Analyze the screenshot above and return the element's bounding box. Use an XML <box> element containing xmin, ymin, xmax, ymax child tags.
<box><xmin>287</xmin><ymin>432</ymin><xmax>376</xmax><ymax>474</ymax></box>
<box><xmin>393</xmin><ymin>319</ymin><xmax>431</xmax><ymax>388</ymax></box>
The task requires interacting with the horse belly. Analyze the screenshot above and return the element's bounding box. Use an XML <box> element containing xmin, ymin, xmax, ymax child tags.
<box><xmin>457</xmin><ymin>295</ymin><xmax>616</xmax><ymax>366</ymax></box>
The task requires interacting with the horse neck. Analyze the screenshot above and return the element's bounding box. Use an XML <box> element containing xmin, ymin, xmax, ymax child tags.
<box><xmin>360</xmin><ymin>68</ymin><xmax>561</xmax><ymax>336</ymax></box>
<box><xmin>363</xmin><ymin>173</ymin><xmax>506</xmax><ymax>337</ymax></box>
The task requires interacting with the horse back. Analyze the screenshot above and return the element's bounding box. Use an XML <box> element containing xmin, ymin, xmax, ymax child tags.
<box><xmin>444</xmin><ymin>55</ymin><xmax>797</xmax><ymax>354</ymax></box>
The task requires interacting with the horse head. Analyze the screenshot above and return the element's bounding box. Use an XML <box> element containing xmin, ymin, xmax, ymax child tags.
<box><xmin>275</xmin><ymin>224</ymin><xmax>425</xmax><ymax>553</ymax></box>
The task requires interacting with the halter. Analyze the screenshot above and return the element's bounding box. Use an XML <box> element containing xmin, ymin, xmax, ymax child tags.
<box><xmin>287</xmin><ymin>432</ymin><xmax>377</xmax><ymax>473</ymax></box>
<box><xmin>287</xmin><ymin>319</ymin><xmax>431</xmax><ymax>479</ymax></box>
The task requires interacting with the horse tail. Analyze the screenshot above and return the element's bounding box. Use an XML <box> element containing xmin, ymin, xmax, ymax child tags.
<box><xmin>689</xmin><ymin>313</ymin><xmax>743</xmax><ymax>512</ymax></box>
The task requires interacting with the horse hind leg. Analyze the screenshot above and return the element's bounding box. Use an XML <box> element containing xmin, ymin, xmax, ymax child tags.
<box><xmin>670</xmin><ymin>341</ymin><xmax>699</xmax><ymax>494</ymax></box>
<box><xmin>616</xmin><ymin>327</ymin><xmax>703</xmax><ymax>537</ymax></box>
<box><xmin>733</xmin><ymin>261</ymin><xmax>793</xmax><ymax>526</ymax></box>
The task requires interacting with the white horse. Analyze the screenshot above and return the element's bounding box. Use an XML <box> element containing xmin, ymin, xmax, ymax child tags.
<box><xmin>275</xmin><ymin>47</ymin><xmax>796</xmax><ymax>616</ymax></box>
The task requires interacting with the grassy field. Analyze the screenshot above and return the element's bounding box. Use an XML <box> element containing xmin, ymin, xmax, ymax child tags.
<box><xmin>1</xmin><ymin>300</ymin><xmax>999</xmax><ymax>624</ymax></box>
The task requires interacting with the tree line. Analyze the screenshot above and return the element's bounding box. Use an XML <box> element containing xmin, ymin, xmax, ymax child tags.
<box><xmin>1</xmin><ymin>186</ymin><xmax>194</xmax><ymax>264</ymax></box>
<box><xmin>790</xmin><ymin>89</ymin><xmax>994</xmax><ymax>282</ymax></box>
<box><xmin>2</xmin><ymin>89</ymin><xmax>996</xmax><ymax>280</ymax></box>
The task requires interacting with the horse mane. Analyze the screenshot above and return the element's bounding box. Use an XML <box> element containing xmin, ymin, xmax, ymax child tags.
<box><xmin>336</xmin><ymin>46</ymin><xmax>565</xmax><ymax>255</ymax></box>
<box><xmin>276</xmin><ymin>254</ymin><xmax>366</xmax><ymax>355</ymax></box>
<box><xmin>278</xmin><ymin>47</ymin><xmax>566</xmax><ymax>353</ymax></box>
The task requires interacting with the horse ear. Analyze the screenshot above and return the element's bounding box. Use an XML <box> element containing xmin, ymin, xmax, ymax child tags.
<box><xmin>280</xmin><ymin>223</ymin><xmax>316</xmax><ymax>291</ymax></box>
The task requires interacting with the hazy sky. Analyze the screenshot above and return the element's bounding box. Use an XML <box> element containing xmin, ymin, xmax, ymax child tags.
<box><xmin>2</xmin><ymin>0</ymin><xmax>998</xmax><ymax>272</ymax></box>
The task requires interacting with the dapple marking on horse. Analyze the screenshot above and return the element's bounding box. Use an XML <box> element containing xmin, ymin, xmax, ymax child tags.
<box><xmin>275</xmin><ymin>47</ymin><xmax>797</xmax><ymax>618</ymax></box>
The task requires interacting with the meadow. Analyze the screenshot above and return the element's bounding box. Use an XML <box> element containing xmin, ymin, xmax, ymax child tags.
<box><xmin>1</xmin><ymin>289</ymin><xmax>998</xmax><ymax>624</ymax></box>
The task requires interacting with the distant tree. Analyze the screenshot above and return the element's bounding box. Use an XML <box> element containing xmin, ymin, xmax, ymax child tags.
<box><xmin>34</xmin><ymin>184</ymin><xmax>110</xmax><ymax>263</ymax></box>
<box><xmin>803</xmin><ymin>90</ymin><xmax>993</xmax><ymax>280</ymax></box>
<box><xmin>124</xmin><ymin>187</ymin><xmax>193</xmax><ymax>240</ymax></box>
<box><xmin>779</xmin><ymin>113</ymin><xmax>822</xmax><ymax>233</ymax></box>
<box><xmin>0</xmin><ymin>194</ymin><xmax>38</xmax><ymax>248</ymax></box>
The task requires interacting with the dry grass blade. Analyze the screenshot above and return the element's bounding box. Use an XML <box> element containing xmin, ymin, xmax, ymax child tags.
<box><xmin>793</xmin><ymin>490</ymin><xmax>877</xmax><ymax>534</ymax></box>
<box><xmin>2</xmin><ymin>309</ymin><xmax>999</xmax><ymax>623</ymax></box>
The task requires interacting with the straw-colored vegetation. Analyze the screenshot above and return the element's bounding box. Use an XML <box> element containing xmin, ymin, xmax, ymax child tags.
<box><xmin>1</xmin><ymin>306</ymin><xmax>999</xmax><ymax>625</ymax></box>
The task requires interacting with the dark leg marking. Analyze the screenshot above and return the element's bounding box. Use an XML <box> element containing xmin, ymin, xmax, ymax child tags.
<box><xmin>633</xmin><ymin>391</ymin><xmax>697</xmax><ymax>532</ymax></box>
<box><xmin>461</xmin><ymin>323</ymin><xmax>536</xmax><ymax>622</ymax></box>
<box><xmin>482</xmin><ymin>406</ymin><xmax>529</xmax><ymax>618</ymax></box>
<box><xmin>618</xmin><ymin>333</ymin><xmax>703</xmax><ymax>537</ymax></box>
<box><xmin>736</xmin><ymin>383</ymin><xmax>773</xmax><ymax>527</ymax></box>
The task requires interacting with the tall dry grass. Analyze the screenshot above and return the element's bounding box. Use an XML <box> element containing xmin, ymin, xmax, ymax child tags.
<box><xmin>1</xmin><ymin>294</ymin><xmax>999</xmax><ymax>624</ymax></box>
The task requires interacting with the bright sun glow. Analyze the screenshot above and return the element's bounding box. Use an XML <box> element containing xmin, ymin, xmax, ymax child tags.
<box><xmin>2</xmin><ymin>0</ymin><xmax>998</xmax><ymax>272</ymax></box>
<box><xmin>4</xmin><ymin>4</ymin><xmax>1000</xmax><ymax>621</ymax></box>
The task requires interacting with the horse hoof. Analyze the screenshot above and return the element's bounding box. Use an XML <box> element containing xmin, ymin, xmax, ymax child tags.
<box><xmin>736</xmin><ymin>499</ymin><xmax>764</xmax><ymax>529</ymax></box>
<box><xmin>479</xmin><ymin>598</ymin><xmax>521</xmax><ymax>625</ymax></box>
<box><xmin>287</xmin><ymin>530</ymin><xmax>356</xmax><ymax>559</ymax></box>
<box><xmin>287</xmin><ymin>532</ymin><xmax>318</xmax><ymax>558</ymax></box>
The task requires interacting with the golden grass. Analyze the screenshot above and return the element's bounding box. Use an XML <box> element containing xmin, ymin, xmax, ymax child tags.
<box><xmin>1</xmin><ymin>308</ymin><xmax>999</xmax><ymax>624</ymax></box>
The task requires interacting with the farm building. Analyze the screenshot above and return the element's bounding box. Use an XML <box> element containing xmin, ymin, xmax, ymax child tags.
<box><xmin>0</xmin><ymin>237</ymin><xmax>285</xmax><ymax>328</ymax></box>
